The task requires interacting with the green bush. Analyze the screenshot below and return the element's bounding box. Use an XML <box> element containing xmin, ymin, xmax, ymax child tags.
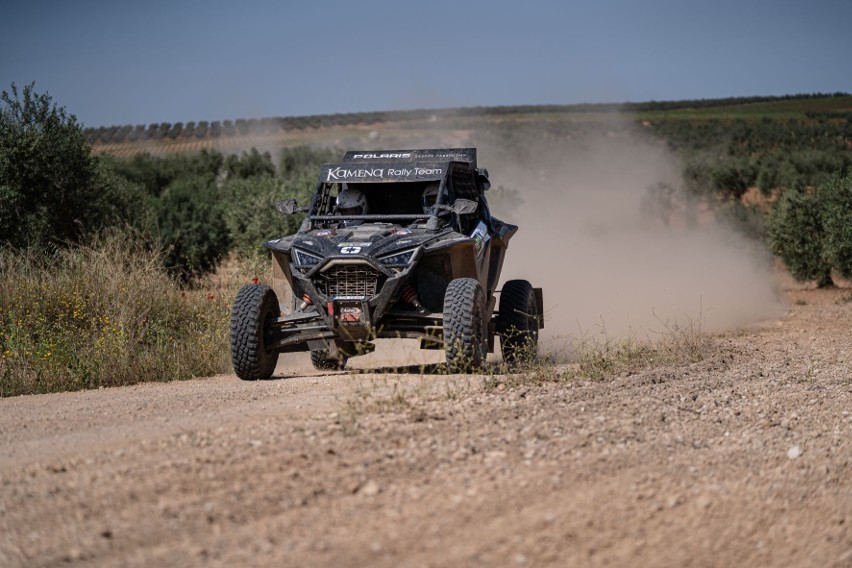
<box><xmin>224</xmin><ymin>148</ymin><xmax>275</xmax><ymax>179</ymax></box>
<box><xmin>220</xmin><ymin>176</ymin><xmax>307</xmax><ymax>254</ymax></box>
<box><xmin>820</xmin><ymin>175</ymin><xmax>852</xmax><ymax>279</ymax></box>
<box><xmin>0</xmin><ymin>83</ymin><xmax>128</xmax><ymax>250</ymax></box>
<box><xmin>279</xmin><ymin>145</ymin><xmax>338</xmax><ymax>177</ymax></box>
<box><xmin>105</xmin><ymin>149</ymin><xmax>223</xmax><ymax>197</ymax></box>
<box><xmin>153</xmin><ymin>177</ymin><xmax>230</xmax><ymax>277</ymax></box>
<box><xmin>767</xmin><ymin>186</ymin><xmax>831</xmax><ymax>286</ymax></box>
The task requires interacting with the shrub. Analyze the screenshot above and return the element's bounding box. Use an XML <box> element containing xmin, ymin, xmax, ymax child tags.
<box><xmin>767</xmin><ymin>174</ymin><xmax>852</xmax><ymax>286</ymax></box>
<box><xmin>0</xmin><ymin>82</ymin><xmax>127</xmax><ymax>250</ymax></box>
<box><xmin>278</xmin><ymin>145</ymin><xmax>338</xmax><ymax>177</ymax></box>
<box><xmin>224</xmin><ymin>148</ymin><xmax>275</xmax><ymax>179</ymax></box>
<box><xmin>107</xmin><ymin>149</ymin><xmax>223</xmax><ymax>197</ymax></box>
<box><xmin>767</xmin><ymin>187</ymin><xmax>832</xmax><ymax>286</ymax></box>
<box><xmin>220</xmin><ymin>176</ymin><xmax>307</xmax><ymax>254</ymax></box>
<box><xmin>820</xmin><ymin>175</ymin><xmax>852</xmax><ymax>278</ymax></box>
<box><xmin>153</xmin><ymin>176</ymin><xmax>231</xmax><ymax>277</ymax></box>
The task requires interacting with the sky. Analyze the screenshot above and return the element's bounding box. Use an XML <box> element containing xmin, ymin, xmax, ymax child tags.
<box><xmin>2</xmin><ymin>0</ymin><xmax>851</xmax><ymax>128</ymax></box>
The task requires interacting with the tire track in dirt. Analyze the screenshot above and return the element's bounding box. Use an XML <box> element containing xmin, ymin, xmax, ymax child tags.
<box><xmin>1</xmin><ymin>288</ymin><xmax>850</xmax><ymax>567</ymax></box>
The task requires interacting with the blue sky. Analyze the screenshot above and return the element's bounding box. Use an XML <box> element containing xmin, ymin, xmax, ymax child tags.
<box><xmin>2</xmin><ymin>0</ymin><xmax>851</xmax><ymax>128</ymax></box>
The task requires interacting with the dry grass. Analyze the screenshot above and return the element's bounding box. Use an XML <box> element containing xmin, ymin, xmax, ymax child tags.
<box><xmin>570</xmin><ymin>313</ymin><xmax>712</xmax><ymax>381</ymax></box>
<box><xmin>0</xmin><ymin>230</ymin><xmax>233</xmax><ymax>396</ymax></box>
<box><xmin>338</xmin><ymin>312</ymin><xmax>718</xmax><ymax>428</ymax></box>
<box><xmin>483</xmin><ymin>310</ymin><xmax>714</xmax><ymax>392</ymax></box>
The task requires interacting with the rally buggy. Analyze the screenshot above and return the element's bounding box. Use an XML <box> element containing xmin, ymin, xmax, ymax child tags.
<box><xmin>229</xmin><ymin>148</ymin><xmax>543</xmax><ymax>379</ymax></box>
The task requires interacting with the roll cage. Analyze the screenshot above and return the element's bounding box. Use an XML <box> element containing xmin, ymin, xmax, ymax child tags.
<box><xmin>306</xmin><ymin>161</ymin><xmax>492</xmax><ymax>233</ymax></box>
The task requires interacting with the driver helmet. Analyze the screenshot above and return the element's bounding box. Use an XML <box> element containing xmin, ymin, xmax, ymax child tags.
<box><xmin>422</xmin><ymin>183</ymin><xmax>440</xmax><ymax>214</ymax></box>
<box><xmin>336</xmin><ymin>187</ymin><xmax>368</xmax><ymax>216</ymax></box>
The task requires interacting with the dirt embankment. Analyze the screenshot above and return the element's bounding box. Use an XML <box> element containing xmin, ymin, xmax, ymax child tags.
<box><xmin>1</xmin><ymin>285</ymin><xmax>850</xmax><ymax>567</ymax></box>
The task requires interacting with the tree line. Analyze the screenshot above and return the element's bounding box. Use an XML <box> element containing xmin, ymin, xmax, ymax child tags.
<box><xmin>1</xmin><ymin>83</ymin><xmax>334</xmax><ymax>278</ymax></box>
<box><xmin>83</xmin><ymin>93</ymin><xmax>851</xmax><ymax>145</ymax></box>
<box><xmin>3</xmin><ymin>82</ymin><xmax>851</xmax><ymax>287</ymax></box>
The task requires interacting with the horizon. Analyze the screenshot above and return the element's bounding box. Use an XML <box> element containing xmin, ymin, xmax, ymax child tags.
<box><xmin>72</xmin><ymin>91</ymin><xmax>851</xmax><ymax>132</ymax></box>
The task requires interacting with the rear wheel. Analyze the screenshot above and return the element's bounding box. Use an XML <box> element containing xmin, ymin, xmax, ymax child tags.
<box><xmin>499</xmin><ymin>280</ymin><xmax>539</xmax><ymax>365</ymax></box>
<box><xmin>443</xmin><ymin>278</ymin><xmax>486</xmax><ymax>373</ymax></box>
<box><xmin>310</xmin><ymin>349</ymin><xmax>348</xmax><ymax>371</ymax></box>
<box><xmin>230</xmin><ymin>284</ymin><xmax>280</xmax><ymax>380</ymax></box>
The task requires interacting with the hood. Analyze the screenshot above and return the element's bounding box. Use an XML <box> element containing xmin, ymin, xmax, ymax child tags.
<box><xmin>265</xmin><ymin>222</ymin><xmax>462</xmax><ymax>268</ymax></box>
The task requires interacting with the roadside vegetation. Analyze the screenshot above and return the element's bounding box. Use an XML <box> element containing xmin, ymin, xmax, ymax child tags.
<box><xmin>767</xmin><ymin>174</ymin><xmax>852</xmax><ymax>287</ymax></box>
<box><xmin>0</xmin><ymin>232</ymin><xmax>230</xmax><ymax>396</ymax></box>
<box><xmin>0</xmin><ymin>83</ymin><xmax>331</xmax><ymax>395</ymax></box>
<box><xmin>1</xmin><ymin>82</ymin><xmax>850</xmax><ymax>395</ymax></box>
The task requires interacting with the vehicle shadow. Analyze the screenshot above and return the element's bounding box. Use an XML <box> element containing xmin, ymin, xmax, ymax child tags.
<box><xmin>348</xmin><ymin>363</ymin><xmax>446</xmax><ymax>375</ymax></box>
<box><xmin>348</xmin><ymin>361</ymin><xmax>507</xmax><ymax>376</ymax></box>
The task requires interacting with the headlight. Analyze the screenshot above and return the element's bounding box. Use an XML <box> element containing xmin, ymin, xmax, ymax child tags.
<box><xmin>378</xmin><ymin>248</ymin><xmax>417</xmax><ymax>266</ymax></box>
<box><xmin>292</xmin><ymin>248</ymin><xmax>321</xmax><ymax>267</ymax></box>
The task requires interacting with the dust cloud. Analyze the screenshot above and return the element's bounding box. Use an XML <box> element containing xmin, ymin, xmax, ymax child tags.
<box><xmin>478</xmin><ymin>120</ymin><xmax>784</xmax><ymax>354</ymax></box>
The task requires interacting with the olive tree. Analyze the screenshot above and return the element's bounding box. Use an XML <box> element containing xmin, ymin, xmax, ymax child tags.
<box><xmin>767</xmin><ymin>174</ymin><xmax>852</xmax><ymax>287</ymax></box>
<box><xmin>0</xmin><ymin>83</ymin><xmax>124</xmax><ymax>249</ymax></box>
<box><xmin>820</xmin><ymin>175</ymin><xmax>852</xmax><ymax>279</ymax></box>
<box><xmin>766</xmin><ymin>187</ymin><xmax>832</xmax><ymax>287</ymax></box>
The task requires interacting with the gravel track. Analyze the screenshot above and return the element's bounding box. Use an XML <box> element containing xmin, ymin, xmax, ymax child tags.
<box><xmin>1</xmin><ymin>286</ymin><xmax>850</xmax><ymax>567</ymax></box>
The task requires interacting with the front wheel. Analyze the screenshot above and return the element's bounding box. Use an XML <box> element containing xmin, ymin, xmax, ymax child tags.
<box><xmin>498</xmin><ymin>279</ymin><xmax>539</xmax><ymax>365</ymax></box>
<box><xmin>443</xmin><ymin>278</ymin><xmax>487</xmax><ymax>373</ymax></box>
<box><xmin>230</xmin><ymin>284</ymin><xmax>280</xmax><ymax>380</ymax></box>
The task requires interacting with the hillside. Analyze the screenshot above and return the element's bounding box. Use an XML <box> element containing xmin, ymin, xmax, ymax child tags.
<box><xmin>87</xmin><ymin>93</ymin><xmax>852</xmax><ymax>158</ymax></box>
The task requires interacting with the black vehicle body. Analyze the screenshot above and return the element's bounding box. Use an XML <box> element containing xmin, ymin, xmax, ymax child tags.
<box><xmin>230</xmin><ymin>148</ymin><xmax>542</xmax><ymax>378</ymax></box>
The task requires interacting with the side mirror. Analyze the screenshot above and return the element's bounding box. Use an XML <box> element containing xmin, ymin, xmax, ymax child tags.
<box><xmin>275</xmin><ymin>199</ymin><xmax>300</xmax><ymax>214</ymax></box>
<box><xmin>477</xmin><ymin>168</ymin><xmax>491</xmax><ymax>191</ymax></box>
<box><xmin>452</xmin><ymin>199</ymin><xmax>478</xmax><ymax>215</ymax></box>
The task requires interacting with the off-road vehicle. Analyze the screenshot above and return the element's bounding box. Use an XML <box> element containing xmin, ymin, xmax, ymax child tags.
<box><xmin>229</xmin><ymin>148</ymin><xmax>543</xmax><ymax>379</ymax></box>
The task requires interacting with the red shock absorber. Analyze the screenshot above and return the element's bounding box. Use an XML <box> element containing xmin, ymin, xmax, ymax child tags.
<box><xmin>401</xmin><ymin>283</ymin><xmax>425</xmax><ymax>312</ymax></box>
<box><xmin>401</xmin><ymin>284</ymin><xmax>416</xmax><ymax>303</ymax></box>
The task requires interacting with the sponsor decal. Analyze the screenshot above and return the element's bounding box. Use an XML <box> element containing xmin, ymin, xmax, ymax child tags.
<box><xmin>340</xmin><ymin>306</ymin><xmax>363</xmax><ymax>324</ymax></box>
<box><xmin>338</xmin><ymin>242</ymin><xmax>372</xmax><ymax>248</ymax></box>
<box><xmin>340</xmin><ymin>246</ymin><xmax>362</xmax><ymax>254</ymax></box>
<box><xmin>470</xmin><ymin>221</ymin><xmax>491</xmax><ymax>255</ymax></box>
<box><xmin>351</xmin><ymin>153</ymin><xmax>411</xmax><ymax>159</ymax></box>
<box><xmin>315</xmin><ymin>230</ymin><xmax>335</xmax><ymax>236</ymax></box>
<box><xmin>325</xmin><ymin>165</ymin><xmax>443</xmax><ymax>181</ymax></box>
<box><xmin>386</xmin><ymin>167</ymin><xmax>443</xmax><ymax>177</ymax></box>
<box><xmin>326</xmin><ymin>167</ymin><xmax>384</xmax><ymax>181</ymax></box>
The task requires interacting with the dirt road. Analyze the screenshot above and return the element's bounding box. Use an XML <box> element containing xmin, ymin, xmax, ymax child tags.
<box><xmin>1</xmin><ymin>286</ymin><xmax>850</xmax><ymax>567</ymax></box>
